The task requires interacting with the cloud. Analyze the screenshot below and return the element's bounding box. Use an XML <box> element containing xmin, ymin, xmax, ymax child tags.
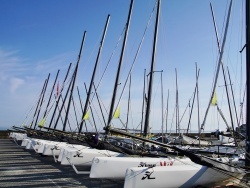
<box><xmin>0</xmin><ymin>49</ymin><xmax>28</xmax><ymax>81</ymax></box>
<box><xmin>0</xmin><ymin>47</ymin><xmax>74</xmax><ymax>88</ymax></box>
<box><xmin>10</xmin><ymin>77</ymin><xmax>25</xmax><ymax>93</ymax></box>
<box><xmin>34</xmin><ymin>52</ymin><xmax>74</xmax><ymax>74</ymax></box>
<box><xmin>0</xmin><ymin>48</ymin><xmax>76</xmax><ymax>130</ymax></box>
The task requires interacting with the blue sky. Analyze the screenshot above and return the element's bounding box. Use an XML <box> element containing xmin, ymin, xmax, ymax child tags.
<box><xmin>0</xmin><ymin>0</ymin><xmax>246</xmax><ymax>134</ymax></box>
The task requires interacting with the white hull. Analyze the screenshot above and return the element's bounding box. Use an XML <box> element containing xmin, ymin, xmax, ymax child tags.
<box><xmin>10</xmin><ymin>132</ymin><xmax>27</xmax><ymax>141</ymax></box>
<box><xmin>57</xmin><ymin>144</ymin><xmax>88</xmax><ymax>162</ymax></box>
<box><xmin>42</xmin><ymin>141</ymin><xmax>68</xmax><ymax>156</ymax></box>
<box><xmin>182</xmin><ymin>134</ymin><xmax>211</xmax><ymax>146</ymax></box>
<box><xmin>124</xmin><ymin>165</ymin><xmax>244</xmax><ymax>188</ymax></box>
<box><xmin>90</xmin><ymin>156</ymin><xmax>193</xmax><ymax>179</ymax></box>
<box><xmin>219</xmin><ymin>135</ymin><xmax>234</xmax><ymax>144</ymax></box>
<box><xmin>61</xmin><ymin>148</ymin><xmax>121</xmax><ymax>166</ymax></box>
<box><xmin>21</xmin><ymin>138</ymin><xmax>31</xmax><ymax>147</ymax></box>
<box><xmin>34</xmin><ymin>140</ymin><xmax>54</xmax><ymax>153</ymax></box>
<box><xmin>25</xmin><ymin>138</ymin><xmax>42</xmax><ymax>150</ymax></box>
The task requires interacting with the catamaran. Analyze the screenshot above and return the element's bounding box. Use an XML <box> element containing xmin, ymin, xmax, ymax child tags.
<box><xmin>90</xmin><ymin>156</ymin><xmax>192</xmax><ymax>179</ymax></box>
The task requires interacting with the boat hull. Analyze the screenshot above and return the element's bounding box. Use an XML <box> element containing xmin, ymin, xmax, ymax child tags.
<box><xmin>123</xmin><ymin>165</ymin><xmax>244</xmax><ymax>188</ymax></box>
<box><xmin>90</xmin><ymin>157</ymin><xmax>192</xmax><ymax>179</ymax></box>
<box><xmin>58</xmin><ymin>145</ymin><xmax>88</xmax><ymax>162</ymax></box>
<box><xmin>60</xmin><ymin>148</ymin><xmax>121</xmax><ymax>166</ymax></box>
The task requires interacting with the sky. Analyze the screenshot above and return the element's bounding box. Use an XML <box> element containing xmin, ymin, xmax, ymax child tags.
<box><xmin>0</xmin><ymin>0</ymin><xmax>246</xmax><ymax>134</ymax></box>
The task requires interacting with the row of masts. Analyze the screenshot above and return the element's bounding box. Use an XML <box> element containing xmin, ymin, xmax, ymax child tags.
<box><xmin>11</xmin><ymin>0</ymin><xmax>249</xmax><ymax>164</ymax></box>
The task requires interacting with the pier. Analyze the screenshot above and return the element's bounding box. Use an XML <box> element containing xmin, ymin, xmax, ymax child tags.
<box><xmin>0</xmin><ymin>139</ymin><xmax>124</xmax><ymax>188</ymax></box>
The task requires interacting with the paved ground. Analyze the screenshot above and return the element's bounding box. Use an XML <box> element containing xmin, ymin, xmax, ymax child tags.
<box><xmin>0</xmin><ymin>139</ymin><xmax>124</xmax><ymax>188</ymax></box>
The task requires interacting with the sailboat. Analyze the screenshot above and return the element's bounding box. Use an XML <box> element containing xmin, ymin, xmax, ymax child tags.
<box><xmin>8</xmin><ymin>0</ymin><xmax>250</xmax><ymax>186</ymax></box>
<box><xmin>50</xmin><ymin>8</ymin><xmax>135</xmax><ymax>173</ymax></box>
<box><xmin>10</xmin><ymin>31</ymin><xmax>98</xmax><ymax>165</ymax></box>
<box><xmin>89</xmin><ymin>0</ymin><xmax>250</xmax><ymax>187</ymax></box>
<box><xmin>90</xmin><ymin>0</ymin><xmax>197</xmax><ymax>180</ymax></box>
<box><xmin>122</xmin><ymin>0</ymin><xmax>250</xmax><ymax>187</ymax></box>
<box><xmin>90</xmin><ymin>156</ymin><xmax>192</xmax><ymax>179</ymax></box>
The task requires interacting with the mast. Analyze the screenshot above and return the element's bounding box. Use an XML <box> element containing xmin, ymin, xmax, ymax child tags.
<box><xmin>105</xmin><ymin>0</ymin><xmax>134</xmax><ymax>131</ymax></box>
<box><xmin>201</xmin><ymin>0</ymin><xmax>233</xmax><ymax>130</ymax></box>
<box><xmin>71</xmin><ymin>96</ymin><xmax>79</xmax><ymax>129</ymax></box>
<box><xmin>165</xmin><ymin>89</ymin><xmax>169</xmax><ymax>134</ymax></box>
<box><xmin>76</xmin><ymin>86</ymin><xmax>85</xmax><ymax>131</ymax></box>
<box><xmin>245</xmin><ymin>0</ymin><xmax>250</xmax><ymax>166</ymax></box>
<box><xmin>29</xmin><ymin>77</ymin><xmax>48</xmax><ymax>129</ymax></box>
<box><xmin>175</xmin><ymin>68</ymin><xmax>180</xmax><ymax>135</ymax></box>
<box><xmin>84</xmin><ymin>83</ymin><xmax>98</xmax><ymax>133</ymax></box>
<box><xmin>125</xmin><ymin>73</ymin><xmax>132</xmax><ymax>131</ymax></box>
<box><xmin>47</xmin><ymin>63</ymin><xmax>72</xmax><ymax>131</ymax></box>
<box><xmin>208</xmin><ymin>1</ymin><xmax>237</xmax><ymax>145</ymax></box>
<box><xmin>62</xmin><ymin>31</ymin><xmax>86</xmax><ymax>132</ymax></box>
<box><xmin>141</xmin><ymin>69</ymin><xmax>146</xmax><ymax>134</ymax></box>
<box><xmin>143</xmin><ymin>0</ymin><xmax>161</xmax><ymax>138</ymax></box>
<box><xmin>196</xmin><ymin>63</ymin><xmax>201</xmax><ymax>146</ymax></box>
<box><xmin>227</xmin><ymin>67</ymin><xmax>240</xmax><ymax>127</ymax></box>
<box><xmin>78</xmin><ymin>15</ymin><xmax>110</xmax><ymax>134</ymax></box>
<box><xmin>41</xmin><ymin>70</ymin><xmax>60</xmax><ymax>123</ymax></box>
<box><xmin>52</xmin><ymin>76</ymin><xmax>74</xmax><ymax>131</ymax></box>
<box><xmin>94</xmin><ymin>83</ymin><xmax>106</xmax><ymax>126</ymax></box>
<box><xmin>187</xmin><ymin>74</ymin><xmax>198</xmax><ymax>134</ymax></box>
<box><xmin>33</xmin><ymin>73</ymin><xmax>50</xmax><ymax>129</ymax></box>
<box><xmin>161</xmin><ymin>71</ymin><xmax>164</xmax><ymax>141</ymax></box>
<box><xmin>77</xmin><ymin>86</ymin><xmax>84</xmax><ymax>115</ymax></box>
